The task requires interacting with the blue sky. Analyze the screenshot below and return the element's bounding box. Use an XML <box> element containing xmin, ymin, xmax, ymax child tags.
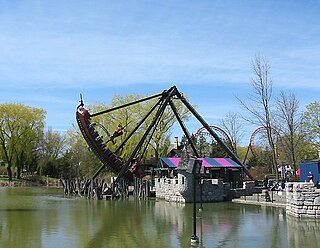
<box><xmin>0</xmin><ymin>0</ymin><xmax>320</xmax><ymax>145</ymax></box>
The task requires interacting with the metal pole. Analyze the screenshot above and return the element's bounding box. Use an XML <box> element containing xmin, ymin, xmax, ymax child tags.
<box><xmin>199</xmin><ymin>175</ymin><xmax>203</xmax><ymax>212</ymax></box>
<box><xmin>191</xmin><ymin>172</ymin><xmax>199</xmax><ymax>244</ymax></box>
<box><xmin>90</xmin><ymin>92</ymin><xmax>163</xmax><ymax>117</ymax></box>
<box><xmin>168</xmin><ymin>100</ymin><xmax>200</xmax><ymax>157</ymax></box>
<box><xmin>114</xmin><ymin>87</ymin><xmax>176</xmax><ymax>184</ymax></box>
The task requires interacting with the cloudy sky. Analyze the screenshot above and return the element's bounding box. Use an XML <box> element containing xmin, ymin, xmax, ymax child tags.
<box><xmin>1</xmin><ymin>0</ymin><xmax>320</xmax><ymax>145</ymax></box>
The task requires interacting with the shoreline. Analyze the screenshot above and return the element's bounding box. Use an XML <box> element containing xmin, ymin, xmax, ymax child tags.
<box><xmin>0</xmin><ymin>179</ymin><xmax>62</xmax><ymax>187</ymax></box>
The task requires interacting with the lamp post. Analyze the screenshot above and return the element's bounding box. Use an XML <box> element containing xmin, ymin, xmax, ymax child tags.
<box><xmin>199</xmin><ymin>165</ymin><xmax>204</xmax><ymax>212</ymax></box>
<box><xmin>190</xmin><ymin>170</ymin><xmax>199</xmax><ymax>244</ymax></box>
<box><xmin>187</xmin><ymin>158</ymin><xmax>202</xmax><ymax>244</ymax></box>
<box><xmin>199</xmin><ymin>177</ymin><xmax>204</xmax><ymax>212</ymax></box>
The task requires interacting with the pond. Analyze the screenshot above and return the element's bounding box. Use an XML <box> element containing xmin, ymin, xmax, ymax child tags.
<box><xmin>0</xmin><ymin>187</ymin><xmax>319</xmax><ymax>248</ymax></box>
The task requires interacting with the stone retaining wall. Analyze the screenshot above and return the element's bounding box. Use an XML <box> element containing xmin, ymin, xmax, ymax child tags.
<box><xmin>155</xmin><ymin>171</ymin><xmax>226</xmax><ymax>203</ymax></box>
<box><xmin>233</xmin><ymin>182</ymin><xmax>320</xmax><ymax>218</ymax></box>
<box><xmin>286</xmin><ymin>182</ymin><xmax>320</xmax><ymax>218</ymax></box>
<box><xmin>154</xmin><ymin>172</ymin><xmax>262</xmax><ymax>203</ymax></box>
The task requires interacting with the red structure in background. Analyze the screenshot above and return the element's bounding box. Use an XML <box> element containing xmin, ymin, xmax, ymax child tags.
<box><xmin>194</xmin><ymin>126</ymin><xmax>235</xmax><ymax>153</ymax></box>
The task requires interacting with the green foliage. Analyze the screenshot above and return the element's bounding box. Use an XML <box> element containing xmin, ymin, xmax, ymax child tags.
<box><xmin>246</xmin><ymin>156</ymin><xmax>259</xmax><ymax>168</ymax></box>
<box><xmin>65</xmin><ymin>128</ymin><xmax>105</xmax><ymax>179</ymax></box>
<box><xmin>35</xmin><ymin>128</ymin><xmax>67</xmax><ymax>177</ymax></box>
<box><xmin>302</xmin><ymin>101</ymin><xmax>320</xmax><ymax>150</ymax></box>
<box><xmin>295</xmin><ymin>140</ymin><xmax>318</xmax><ymax>161</ymax></box>
<box><xmin>197</xmin><ymin>135</ymin><xmax>208</xmax><ymax>157</ymax></box>
<box><xmin>0</xmin><ymin>103</ymin><xmax>46</xmax><ymax>180</ymax></box>
<box><xmin>39</xmin><ymin>128</ymin><xmax>66</xmax><ymax>159</ymax></box>
<box><xmin>209</xmin><ymin>141</ymin><xmax>228</xmax><ymax>158</ymax></box>
<box><xmin>193</xmin><ymin>135</ymin><xmax>231</xmax><ymax>158</ymax></box>
<box><xmin>88</xmin><ymin>93</ymin><xmax>190</xmax><ymax>161</ymax></box>
<box><xmin>236</xmin><ymin>146</ymin><xmax>249</xmax><ymax>162</ymax></box>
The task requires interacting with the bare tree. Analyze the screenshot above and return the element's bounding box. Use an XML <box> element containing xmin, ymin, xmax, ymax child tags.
<box><xmin>275</xmin><ymin>91</ymin><xmax>303</xmax><ymax>172</ymax></box>
<box><xmin>220</xmin><ymin>112</ymin><xmax>244</xmax><ymax>156</ymax></box>
<box><xmin>238</xmin><ymin>55</ymin><xmax>278</xmax><ymax>177</ymax></box>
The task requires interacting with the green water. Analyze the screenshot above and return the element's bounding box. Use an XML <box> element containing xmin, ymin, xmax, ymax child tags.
<box><xmin>0</xmin><ymin>187</ymin><xmax>319</xmax><ymax>248</ymax></box>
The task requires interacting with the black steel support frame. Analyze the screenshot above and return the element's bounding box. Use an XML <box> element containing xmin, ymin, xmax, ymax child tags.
<box><xmin>87</xmin><ymin>85</ymin><xmax>252</xmax><ymax>183</ymax></box>
<box><xmin>113</xmin><ymin>86</ymin><xmax>176</xmax><ymax>184</ymax></box>
<box><xmin>91</xmin><ymin>95</ymin><xmax>164</xmax><ymax>181</ymax></box>
<box><xmin>168</xmin><ymin>99</ymin><xmax>199</xmax><ymax>158</ymax></box>
<box><xmin>179</xmin><ymin>96</ymin><xmax>252</xmax><ymax>179</ymax></box>
<box><xmin>90</xmin><ymin>92</ymin><xmax>163</xmax><ymax>117</ymax></box>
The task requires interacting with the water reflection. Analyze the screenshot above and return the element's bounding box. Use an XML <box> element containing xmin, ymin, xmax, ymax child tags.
<box><xmin>287</xmin><ymin>215</ymin><xmax>320</xmax><ymax>248</ymax></box>
<box><xmin>0</xmin><ymin>188</ymin><xmax>320</xmax><ymax>248</ymax></box>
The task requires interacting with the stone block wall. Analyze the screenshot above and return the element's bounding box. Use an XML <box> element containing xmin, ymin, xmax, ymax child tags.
<box><xmin>155</xmin><ymin>173</ymin><xmax>189</xmax><ymax>203</ymax></box>
<box><xmin>154</xmin><ymin>171</ymin><xmax>226</xmax><ymax>203</ymax></box>
<box><xmin>286</xmin><ymin>182</ymin><xmax>320</xmax><ymax>218</ymax></box>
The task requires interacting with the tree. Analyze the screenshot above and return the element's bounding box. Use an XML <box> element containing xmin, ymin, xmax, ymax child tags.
<box><xmin>0</xmin><ymin>103</ymin><xmax>45</xmax><ymax>180</ymax></box>
<box><xmin>238</xmin><ymin>55</ymin><xmax>278</xmax><ymax>177</ymax></box>
<box><xmin>37</xmin><ymin>128</ymin><xmax>67</xmax><ymax>177</ymax></box>
<box><xmin>196</xmin><ymin>135</ymin><xmax>209</xmax><ymax>157</ymax></box>
<box><xmin>301</xmin><ymin>101</ymin><xmax>320</xmax><ymax>158</ymax></box>
<box><xmin>220</xmin><ymin>112</ymin><xmax>244</xmax><ymax>156</ymax></box>
<box><xmin>65</xmin><ymin>127</ymin><xmax>103</xmax><ymax>179</ymax></box>
<box><xmin>88</xmin><ymin>93</ymin><xmax>191</xmax><ymax>161</ymax></box>
<box><xmin>275</xmin><ymin>91</ymin><xmax>303</xmax><ymax>171</ymax></box>
<box><xmin>209</xmin><ymin>140</ymin><xmax>228</xmax><ymax>158</ymax></box>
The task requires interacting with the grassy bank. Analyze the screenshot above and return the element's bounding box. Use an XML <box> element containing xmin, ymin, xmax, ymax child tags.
<box><xmin>0</xmin><ymin>175</ymin><xmax>61</xmax><ymax>187</ymax></box>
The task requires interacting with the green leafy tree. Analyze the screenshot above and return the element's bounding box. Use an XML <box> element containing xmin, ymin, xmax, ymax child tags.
<box><xmin>89</xmin><ymin>93</ymin><xmax>191</xmax><ymax>162</ymax></box>
<box><xmin>66</xmin><ymin>127</ymin><xmax>107</xmax><ymax>179</ymax></box>
<box><xmin>209</xmin><ymin>141</ymin><xmax>228</xmax><ymax>158</ymax></box>
<box><xmin>301</xmin><ymin>101</ymin><xmax>320</xmax><ymax>158</ymax></box>
<box><xmin>37</xmin><ymin>128</ymin><xmax>67</xmax><ymax>177</ymax></box>
<box><xmin>0</xmin><ymin>103</ymin><xmax>45</xmax><ymax>180</ymax></box>
<box><xmin>196</xmin><ymin>135</ymin><xmax>209</xmax><ymax>157</ymax></box>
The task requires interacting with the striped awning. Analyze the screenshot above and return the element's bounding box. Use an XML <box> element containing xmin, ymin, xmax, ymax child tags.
<box><xmin>159</xmin><ymin>157</ymin><xmax>241</xmax><ymax>168</ymax></box>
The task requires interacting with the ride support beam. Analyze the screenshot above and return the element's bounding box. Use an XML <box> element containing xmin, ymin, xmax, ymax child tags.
<box><xmin>139</xmin><ymin>109</ymin><xmax>163</xmax><ymax>159</ymax></box>
<box><xmin>90</xmin><ymin>98</ymin><xmax>164</xmax><ymax>181</ymax></box>
<box><xmin>114</xmin><ymin>97</ymin><xmax>163</xmax><ymax>154</ymax></box>
<box><xmin>90</xmin><ymin>92</ymin><xmax>163</xmax><ymax>117</ymax></box>
<box><xmin>168</xmin><ymin>99</ymin><xmax>200</xmax><ymax>158</ymax></box>
<box><xmin>114</xmin><ymin>87</ymin><xmax>176</xmax><ymax>183</ymax></box>
<box><xmin>179</xmin><ymin>96</ymin><xmax>253</xmax><ymax>179</ymax></box>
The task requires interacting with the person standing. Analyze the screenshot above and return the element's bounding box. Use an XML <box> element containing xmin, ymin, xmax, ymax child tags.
<box><xmin>308</xmin><ymin>171</ymin><xmax>314</xmax><ymax>183</ymax></box>
<box><xmin>263</xmin><ymin>175</ymin><xmax>269</xmax><ymax>189</ymax></box>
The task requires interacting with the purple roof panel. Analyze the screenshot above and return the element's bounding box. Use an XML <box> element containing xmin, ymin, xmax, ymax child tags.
<box><xmin>160</xmin><ymin>157</ymin><xmax>180</xmax><ymax>168</ymax></box>
<box><xmin>159</xmin><ymin>158</ymin><xmax>241</xmax><ymax>168</ymax></box>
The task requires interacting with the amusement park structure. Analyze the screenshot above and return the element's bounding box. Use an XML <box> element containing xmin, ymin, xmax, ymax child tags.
<box><xmin>194</xmin><ymin>126</ymin><xmax>236</xmax><ymax>154</ymax></box>
<box><xmin>242</xmin><ymin>126</ymin><xmax>280</xmax><ymax>165</ymax></box>
<box><xmin>76</xmin><ymin>86</ymin><xmax>252</xmax><ymax>191</ymax></box>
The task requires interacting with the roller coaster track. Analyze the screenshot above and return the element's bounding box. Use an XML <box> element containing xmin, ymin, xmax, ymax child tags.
<box><xmin>194</xmin><ymin>126</ymin><xmax>235</xmax><ymax>153</ymax></box>
<box><xmin>243</xmin><ymin>126</ymin><xmax>281</xmax><ymax>165</ymax></box>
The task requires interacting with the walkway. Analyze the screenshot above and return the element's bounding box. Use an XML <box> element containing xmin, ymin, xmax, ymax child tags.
<box><xmin>232</xmin><ymin>189</ymin><xmax>286</xmax><ymax>208</ymax></box>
